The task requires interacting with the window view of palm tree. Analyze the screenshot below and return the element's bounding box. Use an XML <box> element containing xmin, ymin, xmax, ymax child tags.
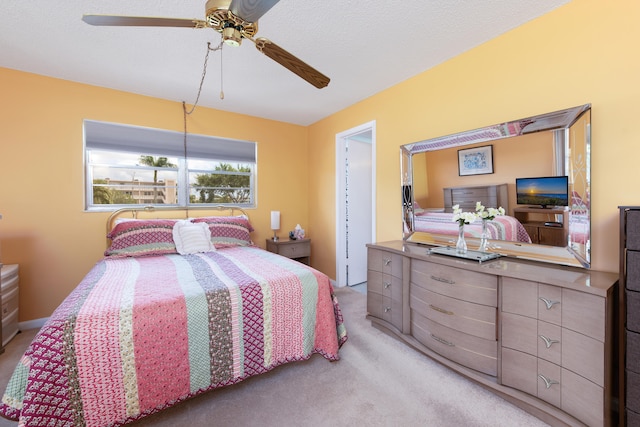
<box><xmin>138</xmin><ymin>156</ymin><xmax>177</xmax><ymax>204</ymax></box>
<box><xmin>191</xmin><ymin>163</ymin><xmax>251</xmax><ymax>204</ymax></box>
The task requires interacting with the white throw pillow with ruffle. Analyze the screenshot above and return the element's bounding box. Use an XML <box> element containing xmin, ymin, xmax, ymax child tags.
<box><xmin>172</xmin><ymin>220</ymin><xmax>215</xmax><ymax>254</ymax></box>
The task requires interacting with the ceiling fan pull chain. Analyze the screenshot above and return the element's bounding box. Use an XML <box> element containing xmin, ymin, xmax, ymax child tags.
<box><xmin>185</xmin><ymin>40</ymin><xmax>223</xmax><ymax>115</ymax></box>
<box><xmin>220</xmin><ymin>42</ymin><xmax>225</xmax><ymax>100</ymax></box>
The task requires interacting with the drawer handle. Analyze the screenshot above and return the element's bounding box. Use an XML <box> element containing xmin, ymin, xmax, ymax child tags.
<box><xmin>383</xmin><ymin>281</ymin><xmax>391</xmax><ymax>289</ymax></box>
<box><xmin>538</xmin><ymin>374</ymin><xmax>559</xmax><ymax>389</ymax></box>
<box><xmin>384</xmin><ymin>306</ymin><xmax>391</xmax><ymax>313</ymax></box>
<box><xmin>429</xmin><ymin>304</ymin><xmax>454</xmax><ymax>316</ymax></box>
<box><xmin>430</xmin><ymin>333</ymin><xmax>455</xmax><ymax>347</ymax></box>
<box><xmin>383</xmin><ymin>258</ymin><xmax>392</xmax><ymax>266</ymax></box>
<box><xmin>430</xmin><ymin>275</ymin><xmax>455</xmax><ymax>285</ymax></box>
<box><xmin>539</xmin><ymin>335</ymin><xmax>560</xmax><ymax>349</ymax></box>
<box><xmin>539</xmin><ymin>297</ymin><xmax>560</xmax><ymax>310</ymax></box>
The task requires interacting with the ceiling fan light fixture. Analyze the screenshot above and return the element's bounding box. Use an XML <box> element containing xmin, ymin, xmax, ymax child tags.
<box><xmin>222</xmin><ymin>26</ymin><xmax>242</xmax><ymax>47</ymax></box>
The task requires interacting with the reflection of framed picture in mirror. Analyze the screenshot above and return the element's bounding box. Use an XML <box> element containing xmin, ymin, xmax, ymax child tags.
<box><xmin>458</xmin><ymin>145</ymin><xmax>494</xmax><ymax>176</ymax></box>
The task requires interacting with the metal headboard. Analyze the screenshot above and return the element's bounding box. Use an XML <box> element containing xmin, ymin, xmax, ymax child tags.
<box><xmin>106</xmin><ymin>205</ymin><xmax>250</xmax><ymax>235</ymax></box>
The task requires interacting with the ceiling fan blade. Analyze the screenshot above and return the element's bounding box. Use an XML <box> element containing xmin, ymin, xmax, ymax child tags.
<box><xmin>229</xmin><ymin>0</ymin><xmax>280</xmax><ymax>23</ymax></box>
<box><xmin>82</xmin><ymin>15</ymin><xmax>207</xmax><ymax>28</ymax></box>
<box><xmin>253</xmin><ymin>37</ymin><xmax>330</xmax><ymax>89</ymax></box>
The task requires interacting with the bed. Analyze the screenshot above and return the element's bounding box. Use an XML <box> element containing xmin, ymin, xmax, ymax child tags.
<box><xmin>413</xmin><ymin>211</ymin><xmax>532</xmax><ymax>243</ymax></box>
<box><xmin>0</xmin><ymin>208</ymin><xmax>347</xmax><ymax>427</ymax></box>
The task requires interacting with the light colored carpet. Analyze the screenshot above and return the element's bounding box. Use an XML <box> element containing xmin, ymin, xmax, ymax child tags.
<box><xmin>0</xmin><ymin>287</ymin><xmax>549</xmax><ymax>427</ymax></box>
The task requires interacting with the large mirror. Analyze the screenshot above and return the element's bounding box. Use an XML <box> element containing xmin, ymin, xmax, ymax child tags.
<box><xmin>401</xmin><ymin>104</ymin><xmax>591</xmax><ymax>268</ymax></box>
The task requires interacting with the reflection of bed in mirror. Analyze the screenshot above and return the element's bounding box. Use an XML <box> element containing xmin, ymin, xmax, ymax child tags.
<box><xmin>568</xmin><ymin>189</ymin><xmax>590</xmax><ymax>247</ymax></box>
<box><xmin>401</xmin><ymin>104</ymin><xmax>591</xmax><ymax>268</ymax></box>
<box><xmin>412</xmin><ymin>182</ymin><xmax>531</xmax><ymax>244</ymax></box>
<box><xmin>413</xmin><ymin>211</ymin><xmax>532</xmax><ymax>243</ymax></box>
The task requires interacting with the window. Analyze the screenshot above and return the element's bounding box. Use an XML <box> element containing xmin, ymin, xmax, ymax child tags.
<box><xmin>84</xmin><ymin>120</ymin><xmax>256</xmax><ymax>210</ymax></box>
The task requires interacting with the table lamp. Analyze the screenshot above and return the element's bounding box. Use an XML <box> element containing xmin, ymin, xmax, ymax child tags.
<box><xmin>270</xmin><ymin>211</ymin><xmax>280</xmax><ymax>241</ymax></box>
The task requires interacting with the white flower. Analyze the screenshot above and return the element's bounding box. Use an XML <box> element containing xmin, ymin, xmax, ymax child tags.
<box><xmin>475</xmin><ymin>202</ymin><xmax>505</xmax><ymax>221</ymax></box>
<box><xmin>452</xmin><ymin>204</ymin><xmax>477</xmax><ymax>226</ymax></box>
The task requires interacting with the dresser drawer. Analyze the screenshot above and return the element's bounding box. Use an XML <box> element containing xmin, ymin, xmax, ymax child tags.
<box><xmin>276</xmin><ymin>240</ymin><xmax>310</xmax><ymax>259</ymax></box>
<box><xmin>367</xmin><ymin>289</ymin><xmax>403</xmax><ymax>330</ymax></box>
<box><xmin>501</xmin><ymin>278</ymin><xmax>562</xmax><ymax>326</ymax></box>
<box><xmin>411</xmin><ymin>259</ymin><xmax>497</xmax><ymax>306</ymax></box>
<box><xmin>502</xmin><ymin>277</ymin><xmax>538</xmax><ymax>318</ymax></box>
<box><xmin>628</xmin><ymin>289</ymin><xmax>640</xmax><ymax>333</ymax></box>
<box><xmin>367</xmin><ymin>270</ymin><xmax>402</xmax><ymax>302</ymax></box>
<box><xmin>537</xmin><ymin>321</ymin><xmax>562</xmax><ymax>366</ymax></box>
<box><xmin>562</xmin><ymin>288</ymin><xmax>605</xmax><ymax>342</ymax></box>
<box><xmin>537</xmin><ymin>358</ymin><xmax>562</xmax><ymax>408</ymax></box>
<box><xmin>626</xmin><ymin>209</ymin><xmax>640</xmax><ymax>250</ymax></box>
<box><xmin>627</xmin><ymin>369</ymin><xmax>640</xmax><ymax>415</ymax></box>
<box><xmin>502</xmin><ymin>349</ymin><xmax>564</xmax><ymax>409</ymax></box>
<box><xmin>367</xmin><ymin>248</ymin><xmax>403</xmax><ymax>278</ymax></box>
<box><xmin>412</xmin><ymin>312</ymin><xmax>497</xmax><ymax>376</ymax></box>
<box><xmin>627</xmin><ymin>408</ymin><xmax>640</xmax><ymax>427</ymax></box>
<box><xmin>627</xmin><ymin>329</ymin><xmax>640</xmax><ymax>374</ymax></box>
<box><xmin>627</xmin><ymin>250</ymin><xmax>640</xmax><ymax>292</ymax></box>
<box><xmin>538</xmin><ymin>284</ymin><xmax>562</xmax><ymax>326</ymax></box>
<box><xmin>562</xmin><ymin>328</ymin><xmax>604</xmax><ymax>387</ymax></box>
<box><xmin>410</xmin><ymin>284</ymin><xmax>496</xmax><ymax>340</ymax></box>
<box><xmin>502</xmin><ymin>314</ymin><xmax>562</xmax><ymax>365</ymax></box>
<box><xmin>562</xmin><ymin>368</ymin><xmax>604</xmax><ymax>427</ymax></box>
<box><xmin>502</xmin><ymin>347</ymin><xmax>538</xmax><ymax>396</ymax></box>
<box><xmin>501</xmin><ymin>312</ymin><xmax>537</xmax><ymax>355</ymax></box>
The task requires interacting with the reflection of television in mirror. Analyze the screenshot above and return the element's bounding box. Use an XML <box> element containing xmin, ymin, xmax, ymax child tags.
<box><xmin>516</xmin><ymin>176</ymin><xmax>569</xmax><ymax>208</ymax></box>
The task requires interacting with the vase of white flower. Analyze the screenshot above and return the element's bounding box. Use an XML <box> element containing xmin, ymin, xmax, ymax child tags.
<box><xmin>456</xmin><ymin>223</ymin><xmax>468</xmax><ymax>254</ymax></box>
<box><xmin>452</xmin><ymin>204</ymin><xmax>476</xmax><ymax>254</ymax></box>
<box><xmin>475</xmin><ymin>202</ymin><xmax>505</xmax><ymax>252</ymax></box>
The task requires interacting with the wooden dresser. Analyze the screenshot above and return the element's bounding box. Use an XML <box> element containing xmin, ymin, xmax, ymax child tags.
<box><xmin>367</xmin><ymin>240</ymin><xmax>618</xmax><ymax>427</ymax></box>
<box><xmin>513</xmin><ymin>207</ymin><xmax>569</xmax><ymax>247</ymax></box>
<box><xmin>619</xmin><ymin>206</ymin><xmax>640</xmax><ymax>425</ymax></box>
<box><xmin>443</xmin><ymin>183</ymin><xmax>509</xmax><ymax>213</ymax></box>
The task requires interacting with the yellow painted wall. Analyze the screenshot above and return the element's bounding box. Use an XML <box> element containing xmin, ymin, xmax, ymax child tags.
<box><xmin>0</xmin><ymin>67</ymin><xmax>309</xmax><ymax>321</ymax></box>
<box><xmin>308</xmin><ymin>0</ymin><xmax>639</xmax><ymax>276</ymax></box>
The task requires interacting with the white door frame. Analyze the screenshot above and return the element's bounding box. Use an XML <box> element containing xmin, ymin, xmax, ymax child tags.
<box><xmin>335</xmin><ymin>121</ymin><xmax>376</xmax><ymax>287</ymax></box>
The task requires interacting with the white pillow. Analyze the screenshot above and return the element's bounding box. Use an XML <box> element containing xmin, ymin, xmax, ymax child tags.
<box><xmin>172</xmin><ymin>220</ymin><xmax>215</xmax><ymax>255</ymax></box>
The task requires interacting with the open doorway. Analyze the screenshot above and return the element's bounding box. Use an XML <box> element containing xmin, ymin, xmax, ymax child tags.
<box><xmin>335</xmin><ymin>121</ymin><xmax>376</xmax><ymax>288</ymax></box>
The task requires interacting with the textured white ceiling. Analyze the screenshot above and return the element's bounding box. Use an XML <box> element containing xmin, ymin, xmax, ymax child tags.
<box><xmin>1</xmin><ymin>0</ymin><xmax>569</xmax><ymax>126</ymax></box>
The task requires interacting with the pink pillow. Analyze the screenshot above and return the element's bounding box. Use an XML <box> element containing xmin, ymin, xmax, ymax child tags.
<box><xmin>105</xmin><ymin>219</ymin><xmax>178</xmax><ymax>257</ymax></box>
<box><xmin>192</xmin><ymin>216</ymin><xmax>254</xmax><ymax>248</ymax></box>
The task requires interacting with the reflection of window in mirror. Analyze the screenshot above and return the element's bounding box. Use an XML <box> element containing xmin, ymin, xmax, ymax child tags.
<box><xmin>568</xmin><ymin>112</ymin><xmax>590</xmax><ymax>212</ymax></box>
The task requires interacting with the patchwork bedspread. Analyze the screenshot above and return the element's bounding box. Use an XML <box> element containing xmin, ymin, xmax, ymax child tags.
<box><xmin>414</xmin><ymin>212</ymin><xmax>532</xmax><ymax>243</ymax></box>
<box><xmin>0</xmin><ymin>247</ymin><xmax>347</xmax><ymax>427</ymax></box>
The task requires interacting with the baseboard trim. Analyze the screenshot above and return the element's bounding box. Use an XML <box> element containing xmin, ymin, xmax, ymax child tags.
<box><xmin>19</xmin><ymin>317</ymin><xmax>48</xmax><ymax>331</ymax></box>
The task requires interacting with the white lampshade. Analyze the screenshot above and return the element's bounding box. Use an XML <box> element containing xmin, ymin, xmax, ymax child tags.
<box><xmin>270</xmin><ymin>211</ymin><xmax>280</xmax><ymax>231</ymax></box>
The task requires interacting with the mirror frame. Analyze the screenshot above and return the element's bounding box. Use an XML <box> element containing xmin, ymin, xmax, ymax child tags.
<box><xmin>401</xmin><ymin>104</ymin><xmax>591</xmax><ymax>268</ymax></box>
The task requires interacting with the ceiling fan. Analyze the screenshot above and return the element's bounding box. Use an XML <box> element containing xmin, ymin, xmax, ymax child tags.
<box><xmin>82</xmin><ymin>0</ymin><xmax>330</xmax><ymax>89</ymax></box>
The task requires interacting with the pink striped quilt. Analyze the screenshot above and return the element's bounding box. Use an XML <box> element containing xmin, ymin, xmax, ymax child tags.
<box><xmin>0</xmin><ymin>247</ymin><xmax>347</xmax><ymax>427</ymax></box>
<box><xmin>413</xmin><ymin>212</ymin><xmax>532</xmax><ymax>243</ymax></box>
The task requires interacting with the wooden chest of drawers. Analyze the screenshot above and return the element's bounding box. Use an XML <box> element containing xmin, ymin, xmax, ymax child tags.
<box><xmin>620</xmin><ymin>207</ymin><xmax>640</xmax><ymax>424</ymax></box>
<box><xmin>366</xmin><ymin>240</ymin><xmax>617</xmax><ymax>427</ymax></box>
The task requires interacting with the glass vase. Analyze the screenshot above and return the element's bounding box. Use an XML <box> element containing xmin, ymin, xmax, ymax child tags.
<box><xmin>456</xmin><ymin>224</ymin><xmax>467</xmax><ymax>254</ymax></box>
<box><xmin>479</xmin><ymin>219</ymin><xmax>490</xmax><ymax>252</ymax></box>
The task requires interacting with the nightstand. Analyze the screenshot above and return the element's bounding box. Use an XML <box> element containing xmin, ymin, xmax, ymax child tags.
<box><xmin>266</xmin><ymin>238</ymin><xmax>311</xmax><ymax>265</ymax></box>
